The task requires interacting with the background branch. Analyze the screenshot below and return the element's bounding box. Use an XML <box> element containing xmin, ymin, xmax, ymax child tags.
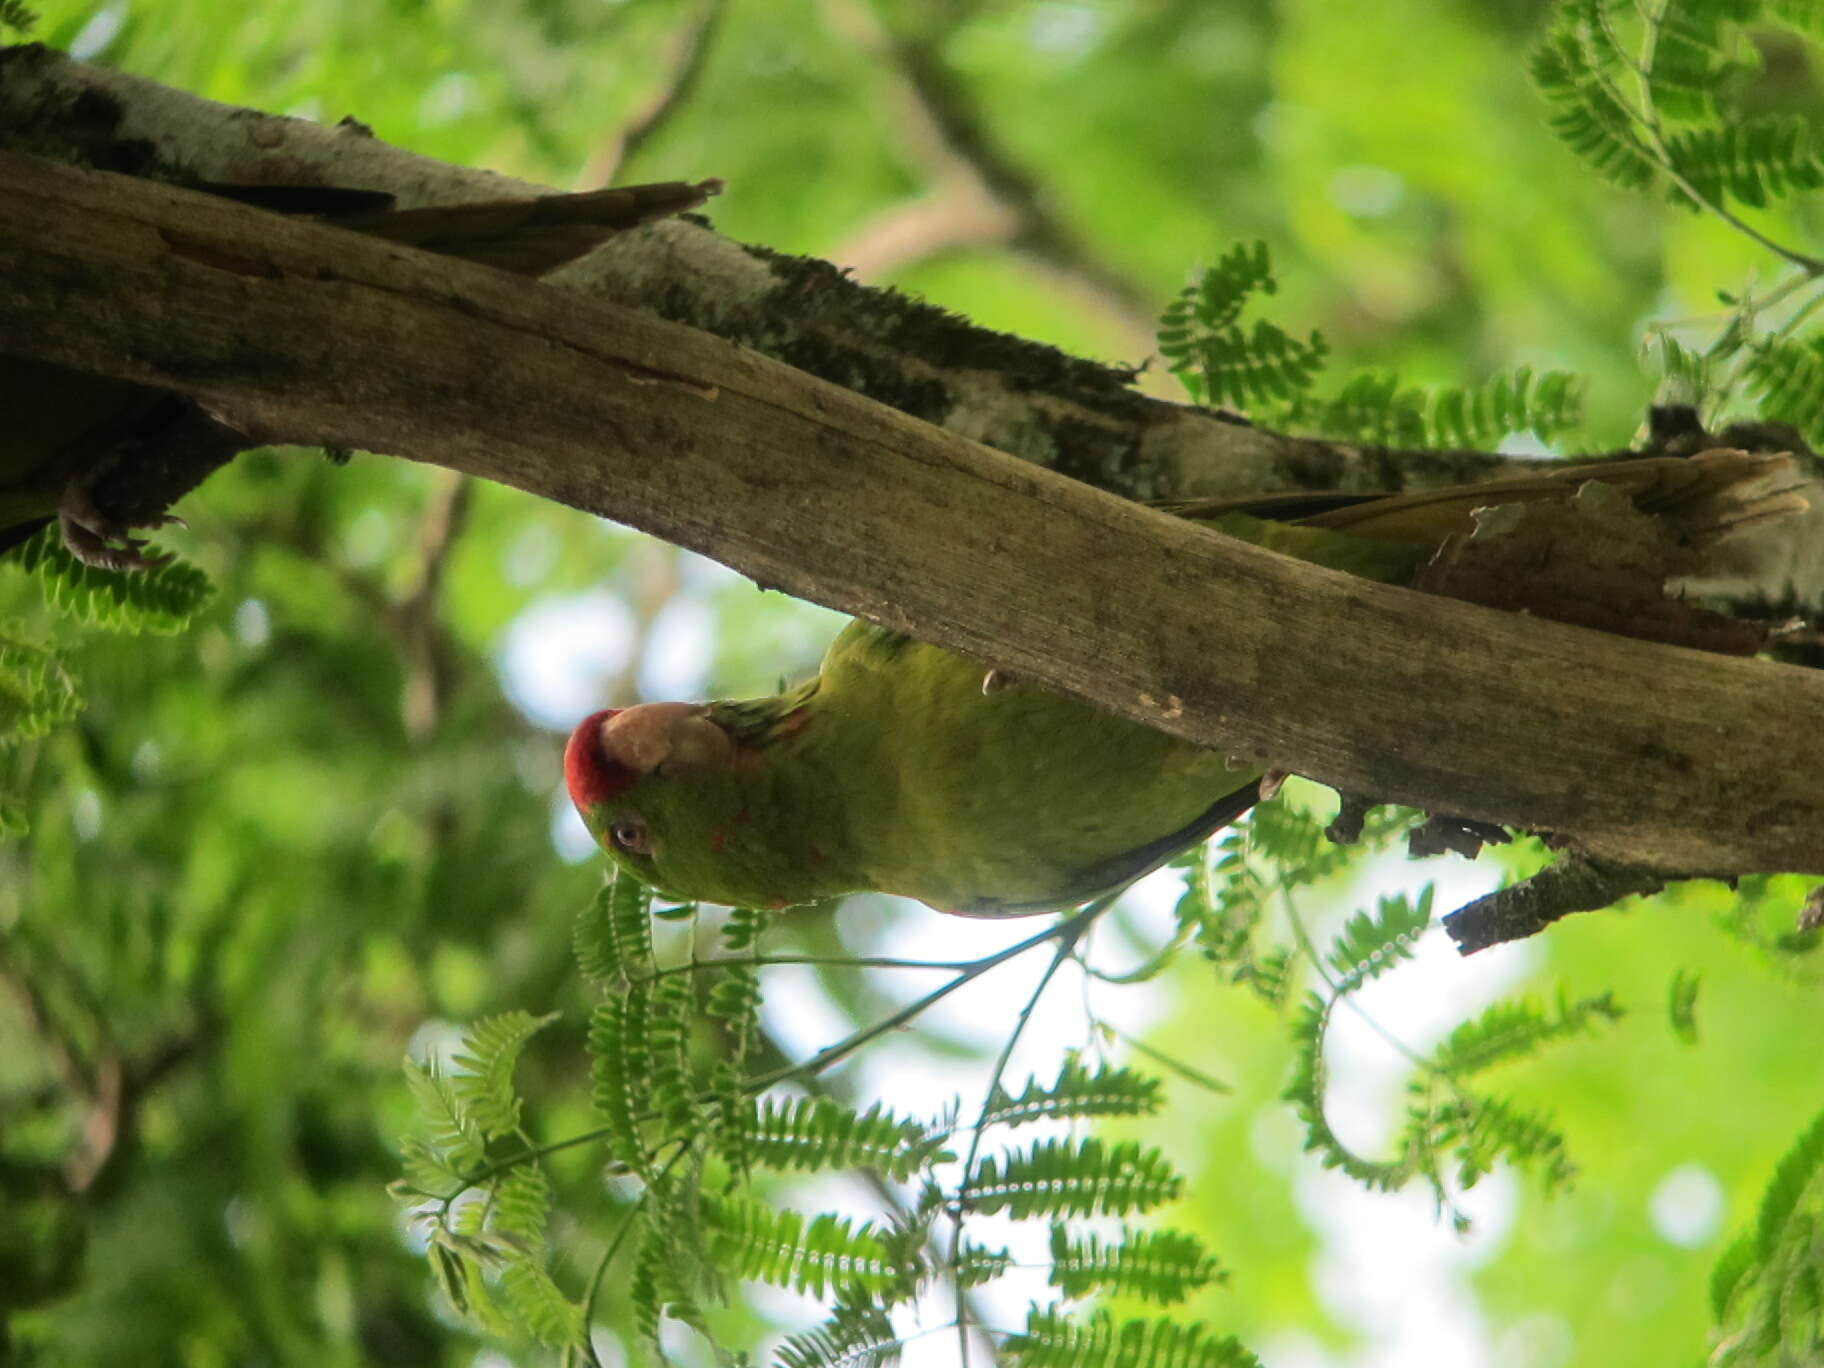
<box><xmin>819</xmin><ymin>0</ymin><xmax>1163</xmax><ymax>367</ymax></box>
<box><xmin>580</xmin><ymin>0</ymin><xmax>727</xmax><ymax>189</ymax></box>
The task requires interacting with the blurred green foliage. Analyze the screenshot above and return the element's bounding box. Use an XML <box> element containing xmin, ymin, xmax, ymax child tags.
<box><xmin>4</xmin><ymin>0</ymin><xmax>1824</xmax><ymax>1365</ymax></box>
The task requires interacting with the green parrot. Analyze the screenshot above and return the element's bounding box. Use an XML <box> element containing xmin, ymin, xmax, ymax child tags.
<box><xmin>565</xmin><ymin>450</ymin><xmax>1805</xmax><ymax>914</ymax></box>
<box><xmin>0</xmin><ymin>171</ymin><xmax>721</xmax><ymax>568</ymax></box>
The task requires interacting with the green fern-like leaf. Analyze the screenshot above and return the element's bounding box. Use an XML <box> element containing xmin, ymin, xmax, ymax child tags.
<box><xmin>1048</xmin><ymin>1224</ymin><xmax>1227</xmax><ymax>1305</ymax></box>
<box><xmin>1745</xmin><ymin>338</ymin><xmax>1824</xmax><ymax>446</ymax></box>
<box><xmin>589</xmin><ymin>985</ymin><xmax>657</xmax><ymax>1180</ymax></box>
<box><xmin>706</xmin><ymin>912</ymin><xmax>765</xmax><ymax>1033</ymax></box>
<box><xmin>1756</xmin><ymin>1105</ymin><xmax>1824</xmax><ymax>1260</ymax></box>
<box><xmin>12</xmin><ymin>525</ymin><xmax>213</xmax><ymax>634</ymax></box>
<box><xmin>982</xmin><ymin>1056</ymin><xmax>1163</xmax><ymax>1130</ymax></box>
<box><xmin>720</xmin><ymin>902</ymin><xmax>766</xmax><ymax>952</ymax></box>
<box><xmin>1711</xmin><ymin>1227</ymin><xmax>1760</xmax><ymax>1321</ymax></box>
<box><xmin>449</xmin><ymin>1010</ymin><xmax>556</xmax><ymax>1140</ymax></box>
<box><xmin>1531</xmin><ymin>27</ymin><xmax>1660</xmax><ymax>190</ymax></box>
<box><xmin>0</xmin><ymin>633</ymin><xmax>82</xmax><ymax>747</ymax></box>
<box><xmin>654</xmin><ymin>1141</ymin><xmax>724</xmax><ymax>1307</ymax></box>
<box><xmin>632</xmin><ymin>1224</ymin><xmax>710</xmax><ymax>1351</ymax></box>
<box><xmin>427</xmin><ymin>1240</ymin><xmax>472</xmax><ymax>1318</ymax></box>
<box><xmin>1189</xmin><ymin>805</ymin><xmax>1424</xmax><ymax>1000</ymax></box>
<box><xmin>1426</xmin><ymin>368</ymin><xmax>1584</xmax><ymax>447</ymax></box>
<box><xmin>703</xmin><ymin>1194</ymin><xmax>897</xmax><ymax>1299</ymax></box>
<box><xmin>1327</xmin><ymin>886</ymin><xmax>1434</xmax><ymax>994</ymax></box>
<box><xmin>1653</xmin><ymin>331</ymin><xmax>1719</xmax><ymax>408</ymax></box>
<box><xmin>648</xmin><ymin>970</ymin><xmax>702</xmax><ymax>1132</ymax></box>
<box><xmin>1666</xmin><ymin>116</ymin><xmax>1824</xmax><ymax>209</ymax></box>
<box><xmin>706</xmin><ymin>960</ymin><xmax>762</xmax><ymax>1048</ymax></box>
<box><xmin>1433</xmin><ymin>1092</ymin><xmax>1577</xmax><ymax>1190</ymax></box>
<box><xmin>967</xmin><ymin>1138</ymin><xmax>1183</xmax><ymax>1220</ymax></box>
<box><xmin>1004</xmin><ymin>1306</ymin><xmax>1262</xmax><ymax>1368</ymax></box>
<box><xmin>1250</xmin><ymin>799</ymin><xmax>1417</xmax><ymax>892</ymax></box>
<box><xmin>402</xmin><ymin>1057</ymin><xmax>487</xmax><ymax>1181</ymax></box>
<box><xmin>1288</xmin><ymin>367</ymin><xmax>1582</xmax><ymax>448</ymax></box>
<box><xmin>741</xmin><ymin>1096</ymin><xmax>949</xmax><ymax>1181</ymax></box>
<box><xmin>954</xmin><ymin>1241</ymin><xmax>1013</xmax><ymax>1288</ymax></box>
<box><xmin>1159</xmin><ymin>242</ymin><xmax>1276</xmax><ymax>345</ymax></box>
<box><xmin>499</xmin><ymin>1259</ymin><xmax>585</xmax><ymax>1349</ymax></box>
<box><xmin>1180</xmin><ymin>832</ymin><xmax>1267</xmax><ymax>979</ymax></box>
<box><xmin>707</xmin><ymin>913</ymin><xmax>765</xmax><ymax>1176</ymax></box>
<box><xmin>1668</xmin><ymin>969</ymin><xmax>1702</xmax><ymax>1045</ymax></box>
<box><xmin>1284</xmin><ymin>371</ymin><xmax>1430</xmax><ymax>447</ymax></box>
<box><xmin>1646</xmin><ymin>3</ymin><xmax>1735</xmax><ymax>124</ymax></box>
<box><xmin>426</xmin><ymin>1236</ymin><xmax>515</xmax><ymax>1334</ymax></box>
<box><xmin>1159</xmin><ymin>245</ymin><xmax>1328</xmax><ymax>407</ymax></box>
<box><xmin>1772</xmin><ymin>0</ymin><xmax>1824</xmax><ymax>36</ymax></box>
<box><xmin>574</xmin><ymin>867</ymin><xmax>656</xmax><ymax>986</ymax></box>
<box><xmin>1428</xmin><ymin>992</ymin><xmax>1622</xmax><ymax>1077</ymax></box>
<box><xmin>491</xmin><ymin>1161</ymin><xmax>552</xmax><ymax>1251</ymax></box>
<box><xmin>1233</xmin><ymin>944</ymin><xmax>1292</xmax><ymax>1006</ymax></box>
<box><xmin>774</xmin><ymin>1300</ymin><xmax>901</xmax><ymax>1368</ymax></box>
<box><xmin>0</xmin><ymin>1</ymin><xmax>38</xmax><ymax>35</ymax></box>
<box><xmin>1282</xmin><ymin>993</ymin><xmax>1412</xmax><ymax>1192</ymax></box>
<box><xmin>396</xmin><ymin>1136</ymin><xmax>465</xmax><ymax>1196</ymax></box>
<box><xmin>1211</xmin><ymin>321</ymin><xmax>1330</xmax><ymax>407</ymax></box>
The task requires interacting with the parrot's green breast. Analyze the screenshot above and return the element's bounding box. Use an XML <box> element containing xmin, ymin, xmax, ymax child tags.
<box><xmin>765</xmin><ymin>622</ymin><xmax>1256</xmax><ymax>913</ymax></box>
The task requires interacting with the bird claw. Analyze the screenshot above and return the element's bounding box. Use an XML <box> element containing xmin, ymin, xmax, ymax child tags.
<box><xmin>58</xmin><ymin>473</ymin><xmax>178</xmax><ymax>572</ymax></box>
<box><xmin>53</xmin><ymin>445</ymin><xmax>185</xmax><ymax>572</ymax></box>
<box><xmin>57</xmin><ymin>511</ymin><xmax>175</xmax><ymax>573</ymax></box>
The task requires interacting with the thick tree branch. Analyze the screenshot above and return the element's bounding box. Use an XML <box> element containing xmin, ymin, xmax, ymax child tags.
<box><xmin>0</xmin><ymin>45</ymin><xmax>1509</xmax><ymax>502</ymax></box>
<box><xmin>8</xmin><ymin>47</ymin><xmax>1816</xmax><ymax>608</ymax></box>
<box><xmin>3</xmin><ymin>149</ymin><xmax>1820</xmax><ymax>876</ymax></box>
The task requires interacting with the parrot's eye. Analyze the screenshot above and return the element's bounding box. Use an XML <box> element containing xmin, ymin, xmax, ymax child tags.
<box><xmin>610</xmin><ymin>818</ymin><xmax>651</xmax><ymax>856</ymax></box>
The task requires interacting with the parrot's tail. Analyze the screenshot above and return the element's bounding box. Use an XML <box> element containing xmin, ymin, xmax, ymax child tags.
<box><xmin>1161</xmin><ymin>448</ymin><xmax>1810</xmax><ymax>546</ymax></box>
<box><xmin>1599</xmin><ymin>448</ymin><xmax>1812</xmax><ymax>544</ymax></box>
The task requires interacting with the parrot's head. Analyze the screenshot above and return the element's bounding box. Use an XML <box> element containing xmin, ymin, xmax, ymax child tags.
<box><xmin>565</xmin><ymin>702</ymin><xmax>791</xmax><ymax>906</ymax></box>
<box><xmin>565</xmin><ymin>703</ymin><xmax>735</xmax><ymax>889</ymax></box>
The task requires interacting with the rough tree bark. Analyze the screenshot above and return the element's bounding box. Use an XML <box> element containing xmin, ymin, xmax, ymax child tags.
<box><xmin>2</xmin><ymin>50</ymin><xmax>1821</xmax><ymax>889</ymax></box>
<box><xmin>7</xmin><ymin>45</ymin><xmax>1820</xmax><ymax>602</ymax></box>
<box><xmin>0</xmin><ymin>45</ymin><xmax>1604</xmax><ymax>500</ymax></box>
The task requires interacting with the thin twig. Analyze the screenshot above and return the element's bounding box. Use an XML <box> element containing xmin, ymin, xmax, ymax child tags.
<box><xmin>947</xmin><ymin>897</ymin><xmax>1105</xmax><ymax>1365</ymax></box>
<box><xmin>582</xmin><ymin>0</ymin><xmax>728</xmax><ymax>187</ymax></box>
<box><xmin>738</xmin><ymin>905</ymin><xmax>1103</xmax><ymax>1094</ymax></box>
<box><xmin>818</xmin><ymin>0</ymin><xmax>1161</xmax><ymax>360</ymax></box>
<box><xmin>400</xmin><ymin>468</ymin><xmax>471</xmax><ymax>740</ymax></box>
<box><xmin>441</xmin><ymin>906</ymin><xmax>1100</xmax><ymax>1194</ymax></box>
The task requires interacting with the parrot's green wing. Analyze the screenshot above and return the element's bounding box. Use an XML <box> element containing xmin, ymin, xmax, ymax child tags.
<box><xmin>1158</xmin><ymin>450</ymin><xmax>1804</xmax><ymax>548</ymax></box>
<box><xmin>945</xmin><ymin>776</ymin><xmax>1263</xmax><ymax>916</ymax></box>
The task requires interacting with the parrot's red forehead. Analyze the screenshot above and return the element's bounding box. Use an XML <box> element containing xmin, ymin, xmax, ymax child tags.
<box><xmin>564</xmin><ymin>709</ymin><xmax>638</xmax><ymax>812</ymax></box>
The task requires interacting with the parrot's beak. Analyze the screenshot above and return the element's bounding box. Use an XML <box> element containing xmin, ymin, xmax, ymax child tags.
<box><xmin>600</xmin><ymin>703</ymin><xmax>735</xmax><ymax>776</ymax></box>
